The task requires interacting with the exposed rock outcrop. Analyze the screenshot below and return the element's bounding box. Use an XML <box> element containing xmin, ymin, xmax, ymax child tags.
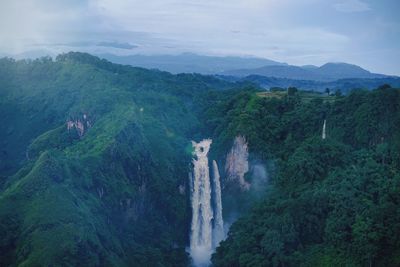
<box><xmin>225</xmin><ymin>135</ymin><xmax>250</xmax><ymax>191</ymax></box>
<box><xmin>66</xmin><ymin>113</ymin><xmax>92</xmax><ymax>138</ymax></box>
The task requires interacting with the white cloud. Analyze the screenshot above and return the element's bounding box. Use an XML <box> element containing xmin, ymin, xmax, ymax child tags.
<box><xmin>84</xmin><ymin>0</ymin><xmax>349</xmax><ymax>61</ymax></box>
<box><xmin>0</xmin><ymin>0</ymin><xmax>90</xmax><ymax>53</ymax></box>
<box><xmin>0</xmin><ymin>0</ymin><xmax>398</xmax><ymax>74</ymax></box>
<box><xmin>334</xmin><ymin>0</ymin><xmax>370</xmax><ymax>13</ymax></box>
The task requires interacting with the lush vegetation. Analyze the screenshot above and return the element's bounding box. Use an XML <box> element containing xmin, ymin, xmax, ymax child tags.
<box><xmin>1</xmin><ymin>52</ymin><xmax>399</xmax><ymax>267</ymax></box>
<box><xmin>0</xmin><ymin>52</ymin><xmax>238</xmax><ymax>266</ymax></box>
<box><xmin>209</xmin><ymin>85</ymin><xmax>400</xmax><ymax>267</ymax></box>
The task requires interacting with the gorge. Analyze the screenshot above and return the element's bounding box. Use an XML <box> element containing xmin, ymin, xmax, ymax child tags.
<box><xmin>0</xmin><ymin>53</ymin><xmax>399</xmax><ymax>267</ymax></box>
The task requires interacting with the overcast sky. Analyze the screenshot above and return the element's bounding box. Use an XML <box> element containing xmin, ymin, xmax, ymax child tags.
<box><xmin>0</xmin><ymin>0</ymin><xmax>399</xmax><ymax>75</ymax></box>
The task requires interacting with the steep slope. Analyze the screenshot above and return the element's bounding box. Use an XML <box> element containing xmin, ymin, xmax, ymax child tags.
<box><xmin>2</xmin><ymin>52</ymin><xmax>399</xmax><ymax>267</ymax></box>
<box><xmin>0</xmin><ymin>52</ymin><xmax>237</xmax><ymax>266</ymax></box>
<box><xmin>207</xmin><ymin>86</ymin><xmax>400</xmax><ymax>267</ymax></box>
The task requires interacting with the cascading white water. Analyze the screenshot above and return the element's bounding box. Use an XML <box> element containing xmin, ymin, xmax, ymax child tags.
<box><xmin>190</xmin><ymin>139</ymin><xmax>214</xmax><ymax>266</ymax></box>
<box><xmin>189</xmin><ymin>139</ymin><xmax>224</xmax><ymax>267</ymax></box>
<box><xmin>322</xmin><ymin>119</ymin><xmax>327</xmax><ymax>140</ymax></box>
<box><xmin>212</xmin><ymin>160</ymin><xmax>224</xmax><ymax>247</ymax></box>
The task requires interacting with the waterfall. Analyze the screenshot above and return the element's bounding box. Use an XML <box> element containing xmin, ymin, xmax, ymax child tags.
<box><xmin>190</xmin><ymin>139</ymin><xmax>214</xmax><ymax>266</ymax></box>
<box><xmin>322</xmin><ymin>119</ymin><xmax>326</xmax><ymax>140</ymax></box>
<box><xmin>190</xmin><ymin>139</ymin><xmax>224</xmax><ymax>267</ymax></box>
<box><xmin>212</xmin><ymin>160</ymin><xmax>224</xmax><ymax>247</ymax></box>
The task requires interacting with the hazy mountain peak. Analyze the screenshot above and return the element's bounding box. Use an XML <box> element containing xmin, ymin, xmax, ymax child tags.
<box><xmin>301</xmin><ymin>65</ymin><xmax>319</xmax><ymax>70</ymax></box>
<box><xmin>223</xmin><ymin>60</ymin><xmax>389</xmax><ymax>81</ymax></box>
<box><xmin>319</xmin><ymin>62</ymin><xmax>370</xmax><ymax>72</ymax></box>
<box><xmin>98</xmin><ymin>53</ymin><xmax>286</xmax><ymax>74</ymax></box>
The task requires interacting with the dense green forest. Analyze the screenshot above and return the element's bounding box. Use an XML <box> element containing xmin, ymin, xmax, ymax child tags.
<box><xmin>0</xmin><ymin>53</ymin><xmax>399</xmax><ymax>266</ymax></box>
<box><xmin>208</xmin><ymin>85</ymin><xmax>400</xmax><ymax>266</ymax></box>
<box><xmin>0</xmin><ymin>52</ymin><xmax>237</xmax><ymax>266</ymax></box>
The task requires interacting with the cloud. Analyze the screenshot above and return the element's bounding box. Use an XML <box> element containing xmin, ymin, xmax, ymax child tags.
<box><xmin>334</xmin><ymin>0</ymin><xmax>370</xmax><ymax>13</ymax></box>
<box><xmin>0</xmin><ymin>0</ymin><xmax>398</xmax><ymax>74</ymax></box>
<box><xmin>96</xmin><ymin>42</ymin><xmax>138</xmax><ymax>49</ymax></box>
<box><xmin>83</xmin><ymin>0</ymin><xmax>349</xmax><ymax>60</ymax></box>
<box><xmin>0</xmin><ymin>0</ymin><xmax>91</xmax><ymax>53</ymax></box>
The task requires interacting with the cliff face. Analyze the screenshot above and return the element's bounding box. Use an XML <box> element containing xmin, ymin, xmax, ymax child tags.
<box><xmin>225</xmin><ymin>136</ymin><xmax>250</xmax><ymax>191</ymax></box>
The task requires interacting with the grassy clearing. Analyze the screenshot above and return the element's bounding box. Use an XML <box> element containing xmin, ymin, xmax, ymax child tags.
<box><xmin>257</xmin><ymin>90</ymin><xmax>336</xmax><ymax>103</ymax></box>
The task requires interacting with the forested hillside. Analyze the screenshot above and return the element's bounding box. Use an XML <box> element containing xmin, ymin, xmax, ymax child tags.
<box><xmin>208</xmin><ymin>85</ymin><xmax>400</xmax><ymax>267</ymax></box>
<box><xmin>0</xmin><ymin>52</ymin><xmax>399</xmax><ymax>267</ymax></box>
<box><xmin>0</xmin><ymin>52</ymin><xmax>236</xmax><ymax>266</ymax></box>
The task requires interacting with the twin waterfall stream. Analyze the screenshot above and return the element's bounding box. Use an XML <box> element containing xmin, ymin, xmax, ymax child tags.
<box><xmin>189</xmin><ymin>139</ymin><xmax>224</xmax><ymax>266</ymax></box>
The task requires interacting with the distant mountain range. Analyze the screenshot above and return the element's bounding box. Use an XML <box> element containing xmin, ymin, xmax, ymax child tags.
<box><xmin>98</xmin><ymin>52</ymin><xmax>286</xmax><ymax>74</ymax></box>
<box><xmin>96</xmin><ymin>53</ymin><xmax>399</xmax><ymax>92</ymax></box>
<box><xmin>98</xmin><ymin>53</ymin><xmax>395</xmax><ymax>83</ymax></box>
<box><xmin>4</xmin><ymin>51</ymin><xmax>398</xmax><ymax>91</ymax></box>
<box><xmin>222</xmin><ymin>62</ymin><xmax>389</xmax><ymax>81</ymax></box>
